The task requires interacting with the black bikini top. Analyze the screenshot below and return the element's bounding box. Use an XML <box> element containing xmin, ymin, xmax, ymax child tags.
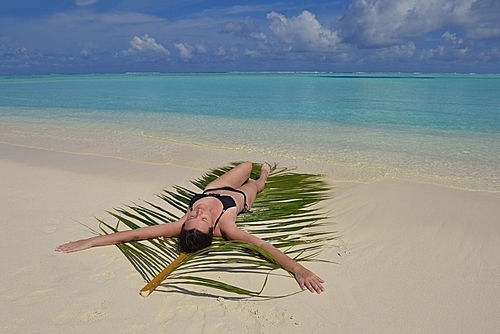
<box><xmin>188</xmin><ymin>187</ymin><xmax>250</xmax><ymax>229</ymax></box>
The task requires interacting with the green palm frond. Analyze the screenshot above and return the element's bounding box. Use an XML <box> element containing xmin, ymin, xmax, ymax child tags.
<box><xmin>98</xmin><ymin>162</ymin><xmax>336</xmax><ymax>298</ymax></box>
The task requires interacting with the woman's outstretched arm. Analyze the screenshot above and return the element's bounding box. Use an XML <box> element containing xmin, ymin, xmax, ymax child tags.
<box><xmin>221</xmin><ymin>226</ymin><xmax>325</xmax><ymax>294</ymax></box>
<box><xmin>55</xmin><ymin>218</ymin><xmax>185</xmax><ymax>253</ymax></box>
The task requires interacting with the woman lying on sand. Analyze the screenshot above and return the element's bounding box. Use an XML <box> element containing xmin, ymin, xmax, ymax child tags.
<box><xmin>56</xmin><ymin>161</ymin><xmax>325</xmax><ymax>293</ymax></box>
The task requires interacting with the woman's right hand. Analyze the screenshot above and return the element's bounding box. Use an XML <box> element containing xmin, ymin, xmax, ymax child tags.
<box><xmin>55</xmin><ymin>238</ymin><xmax>93</xmax><ymax>253</ymax></box>
<box><xmin>292</xmin><ymin>265</ymin><xmax>325</xmax><ymax>294</ymax></box>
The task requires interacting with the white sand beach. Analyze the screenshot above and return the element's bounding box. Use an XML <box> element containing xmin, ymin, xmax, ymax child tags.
<box><xmin>1</xmin><ymin>143</ymin><xmax>499</xmax><ymax>333</ymax></box>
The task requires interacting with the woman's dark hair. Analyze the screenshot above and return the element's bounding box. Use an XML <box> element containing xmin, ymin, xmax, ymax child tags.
<box><xmin>178</xmin><ymin>223</ymin><xmax>213</xmax><ymax>253</ymax></box>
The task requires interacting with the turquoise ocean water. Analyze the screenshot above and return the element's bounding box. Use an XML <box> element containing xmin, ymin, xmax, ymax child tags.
<box><xmin>1</xmin><ymin>73</ymin><xmax>499</xmax><ymax>191</ymax></box>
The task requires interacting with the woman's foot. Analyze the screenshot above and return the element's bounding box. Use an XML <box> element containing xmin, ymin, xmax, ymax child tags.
<box><xmin>260</xmin><ymin>162</ymin><xmax>271</xmax><ymax>179</ymax></box>
<box><xmin>255</xmin><ymin>163</ymin><xmax>271</xmax><ymax>192</ymax></box>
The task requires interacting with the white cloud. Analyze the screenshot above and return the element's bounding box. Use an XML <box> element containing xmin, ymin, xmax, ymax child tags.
<box><xmin>266</xmin><ymin>11</ymin><xmax>340</xmax><ymax>52</ymax></box>
<box><xmin>117</xmin><ymin>34</ymin><xmax>170</xmax><ymax>60</ymax></box>
<box><xmin>174</xmin><ymin>42</ymin><xmax>208</xmax><ymax>61</ymax></box>
<box><xmin>230</xmin><ymin>47</ymin><xmax>239</xmax><ymax>59</ymax></box>
<box><xmin>221</xmin><ymin>17</ymin><xmax>267</xmax><ymax>42</ymax></box>
<box><xmin>470</xmin><ymin>0</ymin><xmax>500</xmax><ymax>23</ymax></box>
<box><xmin>477</xmin><ymin>48</ymin><xmax>500</xmax><ymax>62</ymax></box>
<box><xmin>46</xmin><ymin>10</ymin><xmax>166</xmax><ymax>28</ymax></box>
<box><xmin>195</xmin><ymin>42</ymin><xmax>207</xmax><ymax>54</ymax></box>
<box><xmin>468</xmin><ymin>27</ymin><xmax>500</xmax><ymax>39</ymax></box>
<box><xmin>214</xmin><ymin>46</ymin><xmax>225</xmax><ymax>56</ymax></box>
<box><xmin>467</xmin><ymin>0</ymin><xmax>500</xmax><ymax>39</ymax></box>
<box><xmin>129</xmin><ymin>34</ymin><xmax>169</xmax><ymax>54</ymax></box>
<box><xmin>252</xmin><ymin>32</ymin><xmax>267</xmax><ymax>41</ymax></box>
<box><xmin>221</xmin><ymin>21</ymin><xmax>248</xmax><ymax>34</ymax></box>
<box><xmin>371</xmin><ymin>42</ymin><xmax>416</xmax><ymax>60</ymax></box>
<box><xmin>75</xmin><ymin>0</ymin><xmax>98</xmax><ymax>6</ymax></box>
<box><xmin>175</xmin><ymin>43</ymin><xmax>194</xmax><ymax>61</ymax></box>
<box><xmin>336</xmin><ymin>0</ymin><xmax>479</xmax><ymax>47</ymax></box>
<box><xmin>421</xmin><ymin>32</ymin><xmax>471</xmax><ymax>61</ymax></box>
<box><xmin>80</xmin><ymin>49</ymin><xmax>92</xmax><ymax>57</ymax></box>
<box><xmin>442</xmin><ymin>32</ymin><xmax>464</xmax><ymax>44</ymax></box>
<box><xmin>244</xmin><ymin>49</ymin><xmax>260</xmax><ymax>57</ymax></box>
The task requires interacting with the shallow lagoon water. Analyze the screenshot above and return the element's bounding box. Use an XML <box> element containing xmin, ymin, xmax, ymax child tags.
<box><xmin>1</xmin><ymin>73</ymin><xmax>499</xmax><ymax>191</ymax></box>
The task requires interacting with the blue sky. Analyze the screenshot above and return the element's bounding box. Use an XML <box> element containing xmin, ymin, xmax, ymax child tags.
<box><xmin>1</xmin><ymin>0</ymin><xmax>499</xmax><ymax>74</ymax></box>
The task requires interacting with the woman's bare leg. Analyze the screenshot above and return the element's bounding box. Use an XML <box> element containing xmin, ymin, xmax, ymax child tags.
<box><xmin>205</xmin><ymin>161</ymin><xmax>253</xmax><ymax>190</ymax></box>
<box><xmin>205</xmin><ymin>162</ymin><xmax>270</xmax><ymax>210</ymax></box>
<box><xmin>237</xmin><ymin>163</ymin><xmax>270</xmax><ymax>208</ymax></box>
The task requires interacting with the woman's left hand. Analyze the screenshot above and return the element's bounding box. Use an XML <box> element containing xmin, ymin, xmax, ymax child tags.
<box><xmin>293</xmin><ymin>265</ymin><xmax>325</xmax><ymax>294</ymax></box>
